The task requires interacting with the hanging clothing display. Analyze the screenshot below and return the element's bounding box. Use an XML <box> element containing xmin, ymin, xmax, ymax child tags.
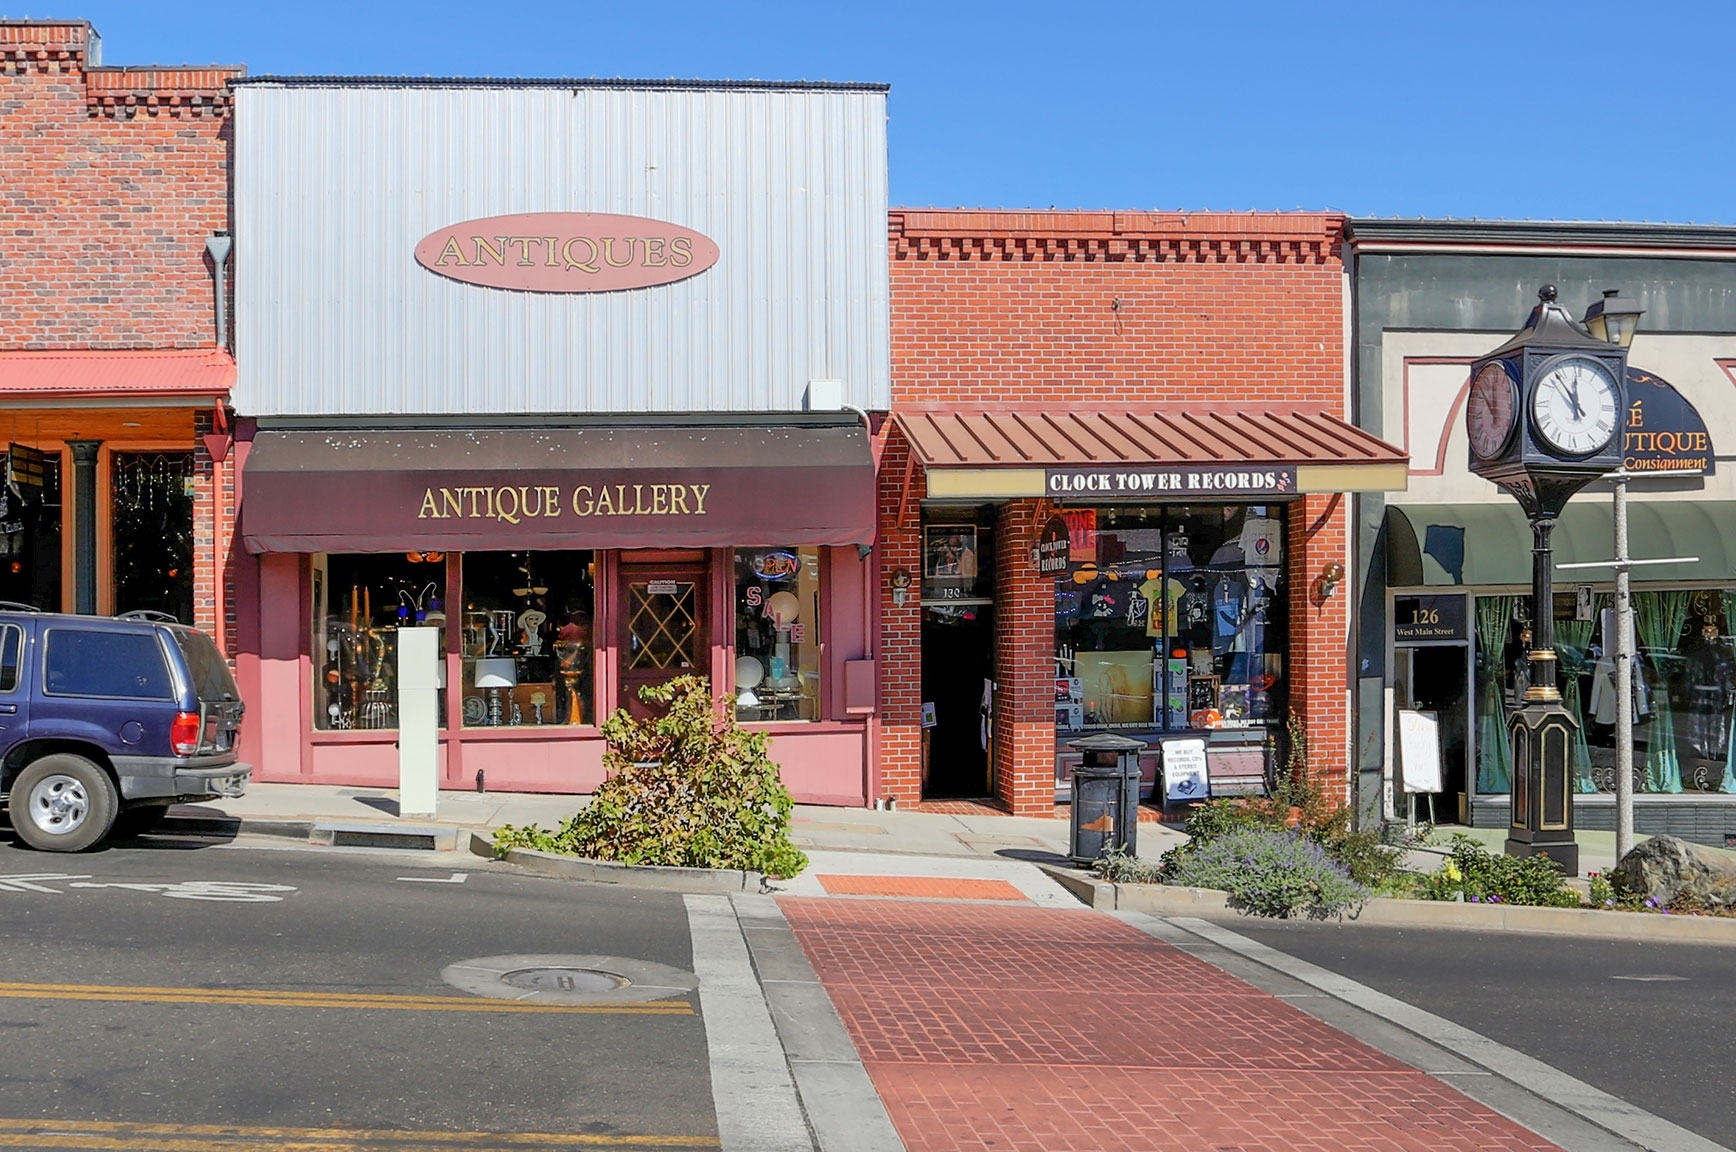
<box><xmin>1683</xmin><ymin>630</ymin><xmax>1736</xmax><ymax>762</ymax></box>
<box><xmin>1211</xmin><ymin>575</ymin><xmax>1247</xmax><ymax>657</ymax></box>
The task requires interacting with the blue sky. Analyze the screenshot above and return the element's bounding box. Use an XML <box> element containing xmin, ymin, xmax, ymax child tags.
<box><xmin>35</xmin><ymin>1</ymin><xmax>1734</xmax><ymax>222</ymax></box>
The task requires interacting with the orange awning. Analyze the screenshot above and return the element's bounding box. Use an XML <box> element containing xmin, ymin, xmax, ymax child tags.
<box><xmin>0</xmin><ymin>349</ymin><xmax>235</xmax><ymax>401</ymax></box>
<box><xmin>895</xmin><ymin>405</ymin><xmax>1408</xmax><ymax>499</ymax></box>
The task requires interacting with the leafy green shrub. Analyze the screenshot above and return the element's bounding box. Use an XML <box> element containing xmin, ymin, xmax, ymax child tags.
<box><xmin>1418</xmin><ymin>835</ymin><xmax>1577</xmax><ymax>907</ymax></box>
<box><xmin>1093</xmin><ymin>846</ymin><xmax>1165</xmax><ymax>884</ymax></box>
<box><xmin>490</xmin><ymin>676</ymin><xmax>807</xmax><ymax>878</ymax></box>
<box><xmin>1329</xmin><ymin>828</ymin><xmax>1405</xmax><ymax>891</ymax></box>
<box><xmin>1166</xmin><ymin>827</ymin><xmax>1368</xmax><ymax>919</ymax></box>
<box><xmin>1158</xmin><ymin>715</ymin><xmax>1404</xmax><ymax>893</ymax></box>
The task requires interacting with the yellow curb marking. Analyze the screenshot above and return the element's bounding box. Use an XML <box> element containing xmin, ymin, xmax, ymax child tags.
<box><xmin>0</xmin><ymin>1118</ymin><xmax>717</xmax><ymax>1149</ymax></box>
<box><xmin>0</xmin><ymin>982</ymin><xmax>690</xmax><ymax>1015</ymax></box>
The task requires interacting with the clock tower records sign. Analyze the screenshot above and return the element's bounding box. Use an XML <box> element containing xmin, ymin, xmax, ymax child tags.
<box><xmin>1465</xmin><ymin>285</ymin><xmax>1630</xmax><ymax>875</ymax></box>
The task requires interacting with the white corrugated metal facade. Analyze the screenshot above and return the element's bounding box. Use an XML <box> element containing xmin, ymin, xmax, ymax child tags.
<box><xmin>232</xmin><ymin>81</ymin><xmax>889</xmax><ymax>416</ymax></box>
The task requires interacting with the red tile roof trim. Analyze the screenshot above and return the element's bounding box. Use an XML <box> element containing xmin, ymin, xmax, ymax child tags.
<box><xmin>0</xmin><ymin>349</ymin><xmax>236</xmax><ymax>399</ymax></box>
<box><xmin>895</xmin><ymin>406</ymin><xmax>1405</xmax><ymax>469</ymax></box>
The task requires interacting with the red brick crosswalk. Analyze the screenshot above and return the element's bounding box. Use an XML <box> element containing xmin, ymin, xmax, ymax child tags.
<box><xmin>780</xmin><ymin>898</ymin><xmax>1561</xmax><ymax>1152</ymax></box>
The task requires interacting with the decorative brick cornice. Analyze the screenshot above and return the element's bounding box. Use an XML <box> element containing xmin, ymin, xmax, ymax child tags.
<box><xmin>889</xmin><ymin>209</ymin><xmax>1344</xmax><ymax>265</ymax></box>
<box><xmin>1</xmin><ymin>20</ymin><xmax>241</xmax><ymax>117</ymax></box>
<box><xmin>86</xmin><ymin>68</ymin><xmax>240</xmax><ymax>118</ymax></box>
<box><xmin>0</xmin><ymin>20</ymin><xmax>86</xmax><ymax>72</ymax></box>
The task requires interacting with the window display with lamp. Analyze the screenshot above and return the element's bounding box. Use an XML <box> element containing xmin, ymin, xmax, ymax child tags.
<box><xmin>459</xmin><ymin>551</ymin><xmax>595</xmax><ymax>727</ymax></box>
<box><xmin>734</xmin><ymin>548</ymin><xmax>822</xmax><ymax>721</ymax></box>
<box><xmin>312</xmin><ymin>552</ymin><xmax>448</xmax><ymax>731</ymax></box>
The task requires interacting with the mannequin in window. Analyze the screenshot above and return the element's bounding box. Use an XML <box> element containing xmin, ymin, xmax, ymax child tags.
<box><xmin>1684</xmin><ymin>620</ymin><xmax>1736</xmax><ymax>761</ymax></box>
<box><xmin>1506</xmin><ymin>625</ymin><xmax>1533</xmax><ymax>704</ymax></box>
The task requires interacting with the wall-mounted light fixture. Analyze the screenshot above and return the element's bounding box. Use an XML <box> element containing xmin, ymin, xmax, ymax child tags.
<box><xmin>1313</xmin><ymin>562</ymin><xmax>1345</xmax><ymax>603</ymax></box>
<box><xmin>889</xmin><ymin>567</ymin><xmax>912</xmax><ymax>607</ymax></box>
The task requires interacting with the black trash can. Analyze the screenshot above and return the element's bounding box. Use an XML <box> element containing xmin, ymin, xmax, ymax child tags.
<box><xmin>1067</xmin><ymin>733</ymin><xmax>1147</xmax><ymax>866</ymax></box>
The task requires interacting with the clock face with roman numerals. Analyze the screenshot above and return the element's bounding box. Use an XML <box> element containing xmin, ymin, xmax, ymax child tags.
<box><xmin>1531</xmin><ymin>355</ymin><xmax>1619</xmax><ymax>457</ymax></box>
<box><xmin>1467</xmin><ymin>362</ymin><xmax>1518</xmax><ymax>459</ymax></box>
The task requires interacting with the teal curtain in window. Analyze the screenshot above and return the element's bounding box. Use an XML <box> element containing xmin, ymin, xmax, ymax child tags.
<box><xmin>1473</xmin><ymin>595</ymin><xmax>1514</xmax><ymax>793</ymax></box>
<box><xmin>1556</xmin><ymin>613</ymin><xmax>1597</xmax><ymax>793</ymax></box>
<box><xmin>1634</xmin><ymin>590</ymin><xmax>1688</xmax><ymax>794</ymax></box>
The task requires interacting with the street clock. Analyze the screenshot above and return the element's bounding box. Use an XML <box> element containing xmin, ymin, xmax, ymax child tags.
<box><xmin>1464</xmin><ymin>284</ymin><xmax>1635</xmax><ymax>879</ymax></box>
<box><xmin>1467</xmin><ymin>285</ymin><xmax>1628</xmax><ymax>520</ymax></box>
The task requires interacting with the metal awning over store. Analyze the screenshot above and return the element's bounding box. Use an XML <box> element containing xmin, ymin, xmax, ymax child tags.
<box><xmin>1386</xmin><ymin>501</ymin><xmax>1736</xmax><ymax>587</ymax></box>
<box><xmin>239</xmin><ymin>420</ymin><xmax>875</xmax><ymax>554</ymax></box>
<box><xmin>0</xmin><ymin>349</ymin><xmax>235</xmax><ymax>401</ymax></box>
<box><xmin>895</xmin><ymin>406</ymin><xmax>1408</xmax><ymax>500</ymax></box>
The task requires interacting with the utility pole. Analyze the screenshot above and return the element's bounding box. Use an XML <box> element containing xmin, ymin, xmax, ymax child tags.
<box><xmin>1558</xmin><ymin>466</ymin><xmax>1695</xmax><ymax>863</ymax></box>
<box><xmin>1612</xmin><ymin>471</ymin><xmax>1635</xmax><ymax>861</ymax></box>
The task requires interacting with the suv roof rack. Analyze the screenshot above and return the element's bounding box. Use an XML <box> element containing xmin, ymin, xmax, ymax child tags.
<box><xmin>0</xmin><ymin>601</ymin><xmax>43</xmax><ymax>614</ymax></box>
<box><xmin>114</xmin><ymin>610</ymin><xmax>182</xmax><ymax>624</ymax></box>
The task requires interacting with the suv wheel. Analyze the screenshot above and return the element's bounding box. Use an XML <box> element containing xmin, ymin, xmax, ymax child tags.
<box><xmin>9</xmin><ymin>755</ymin><xmax>118</xmax><ymax>852</ymax></box>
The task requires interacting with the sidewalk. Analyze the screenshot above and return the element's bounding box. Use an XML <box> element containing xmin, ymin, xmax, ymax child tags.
<box><xmin>165</xmin><ymin>781</ymin><xmax>1189</xmax><ymax>865</ymax></box>
<box><xmin>779</xmin><ymin>897</ymin><xmax>1565</xmax><ymax>1152</ymax></box>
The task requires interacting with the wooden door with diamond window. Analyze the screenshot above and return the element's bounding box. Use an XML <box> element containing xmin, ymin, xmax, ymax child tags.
<box><xmin>618</xmin><ymin>564</ymin><xmax>709</xmax><ymax>717</ymax></box>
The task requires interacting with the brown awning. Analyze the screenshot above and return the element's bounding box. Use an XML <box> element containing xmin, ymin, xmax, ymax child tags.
<box><xmin>896</xmin><ymin>405</ymin><xmax>1408</xmax><ymax>499</ymax></box>
<box><xmin>240</xmin><ymin>421</ymin><xmax>875</xmax><ymax>554</ymax></box>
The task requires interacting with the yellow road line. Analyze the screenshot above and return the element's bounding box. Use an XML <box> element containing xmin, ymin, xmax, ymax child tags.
<box><xmin>0</xmin><ymin>982</ymin><xmax>691</xmax><ymax>1015</ymax></box>
<box><xmin>0</xmin><ymin>1118</ymin><xmax>717</xmax><ymax>1149</ymax></box>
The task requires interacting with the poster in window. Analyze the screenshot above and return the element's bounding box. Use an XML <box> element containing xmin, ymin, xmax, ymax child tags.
<box><xmin>923</xmin><ymin>525</ymin><xmax>980</xmax><ymax>600</ymax></box>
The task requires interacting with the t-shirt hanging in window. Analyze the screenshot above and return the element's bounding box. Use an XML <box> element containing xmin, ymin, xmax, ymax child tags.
<box><xmin>1239</xmin><ymin>513</ymin><xmax>1282</xmax><ymax>577</ymax></box>
<box><xmin>1213</xmin><ymin>576</ymin><xmax>1248</xmax><ymax>656</ymax></box>
<box><xmin>1177</xmin><ymin>582</ymin><xmax>1212</xmax><ymax>648</ymax></box>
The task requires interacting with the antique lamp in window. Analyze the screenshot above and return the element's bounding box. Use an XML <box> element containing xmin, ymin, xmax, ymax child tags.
<box><xmin>474</xmin><ymin>657</ymin><xmax>517</xmax><ymax>726</ymax></box>
<box><xmin>1465</xmin><ymin>285</ymin><xmax>1630</xmax><ymax>875</ymax></box>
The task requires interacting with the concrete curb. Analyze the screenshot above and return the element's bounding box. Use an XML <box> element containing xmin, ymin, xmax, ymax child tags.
<box><xmin>159</xmin><ymin>813</ymin><xmax>314</xmax><ymax>841</ymax></box>
<box><xmin>499</xmin><ymin>846</ymin><xmax>767</xmax><ymax>894</ymax></box>
<box><xmin>1037</xmin><ymin>863</ymin><xmax>1736</xmax><ymax>944</ymax></box>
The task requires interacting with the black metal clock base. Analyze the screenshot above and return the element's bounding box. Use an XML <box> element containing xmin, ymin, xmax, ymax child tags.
<box><xmin>1505</xmin><ymin>701</ymin><xmax>1580</xmax><ymax>877</ymax></box>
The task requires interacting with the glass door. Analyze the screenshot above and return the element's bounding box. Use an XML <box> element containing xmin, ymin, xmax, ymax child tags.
<box><xmin>618</xmin><ymin>563</ymin><xmax>708</xmax><ymax>717</ymax></box>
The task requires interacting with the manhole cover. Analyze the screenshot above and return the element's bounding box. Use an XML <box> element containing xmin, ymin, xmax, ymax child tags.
<box><xmin>501</xmin><ymin>967</ymin><xmax>627</xmax><ymax>994</ymax></box>
<box><xmin>441</xmin><ymin>953</ymin><xmax>698</xmax><ymax>1005</ymax></box>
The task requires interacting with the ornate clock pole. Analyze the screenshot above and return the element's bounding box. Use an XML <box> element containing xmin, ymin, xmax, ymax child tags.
<box><xmin>1465</xmin><ymin>286</ymin><xmax>1629</xmax><ymax>876</ymax></box>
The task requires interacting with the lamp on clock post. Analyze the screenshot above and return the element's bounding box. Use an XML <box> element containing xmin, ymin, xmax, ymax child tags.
<box><xmin>1464</xmin><ymin>285</ymin><xmax>1630</xmax><ymax>876</ymax></box>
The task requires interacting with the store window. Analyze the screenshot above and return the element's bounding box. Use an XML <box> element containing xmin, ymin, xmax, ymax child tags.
<box><xmin>112</xmin><ymin>451</ymin><xmax>194</xmax><ymax>623</ymax></box>
<box><xmin>1476</xmin><ymin>587</ymin><xmax>1736</xmax><ymax>795</ymax></box>
<box><xmin>0</xmin><ymin>447</ymin><xmax>60</xmax><ymax>612</ymax></box>
<box><xmin>313</xmin><ymin>553</ymin><xmax>448</xmax><ymax>731</ymax></box>
<box><xmin>733</xmin><ymin>548</ymin><xmax>822</xmax><ymax>721</ymax></box>
<box><xmin>1054</xmin><ymin>506</ymin><xmax>1287</xmax><ymax>735</ymax></box>
<box><xmin>460</xmin><ymin>551</ymin><xmax>595</xmax><ymax>727</ymax></box>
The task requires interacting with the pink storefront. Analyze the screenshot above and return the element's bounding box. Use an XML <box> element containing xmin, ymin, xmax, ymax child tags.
<box><xmin>224</xmin><ymin>77</ymin><xmax>891</xmax><ymax>804</ymax></box>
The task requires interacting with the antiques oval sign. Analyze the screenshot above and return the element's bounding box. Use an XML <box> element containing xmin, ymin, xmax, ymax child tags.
<box><xmin>414</xmin><ymin>212</ymin><xmax>719</xmax><ymax>293</ymax></box>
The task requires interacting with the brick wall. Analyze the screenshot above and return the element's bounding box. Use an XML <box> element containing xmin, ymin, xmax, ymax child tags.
<box><xmin>884</xmin><ymin>209</ymin><xmax>1353</xmax><ymax>811</ymax></box>
<box><xmin>0</xmin><ymin>21</ymin><xmax>238</xmax><ymax>351</ymax></box>
<box><xmin>2</xmin><ymin>21</ymin><xmax>239</xmax><ymax>645</ymax></box>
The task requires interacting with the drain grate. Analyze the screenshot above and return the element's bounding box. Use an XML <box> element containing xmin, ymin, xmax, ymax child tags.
<box><xmin>442</xmin><ymin>953</ymin><xmax>698</xmax><ymax>1005</ymax></box>
<box><xmin>501</xmin><ymin>967</ymin><xmax>627</xmax><ymax>994</ymax></box>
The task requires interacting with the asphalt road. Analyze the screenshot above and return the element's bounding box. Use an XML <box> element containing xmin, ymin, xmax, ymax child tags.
<box><xmin>0</xmin><ymin>826</ymin><xmax>716</xmax><ymax>1150</ymax></box>
<box><xmin>1213</xmin><ymin>916</ymin><xmax>1736</xmax><ymax>1148</ymax></box>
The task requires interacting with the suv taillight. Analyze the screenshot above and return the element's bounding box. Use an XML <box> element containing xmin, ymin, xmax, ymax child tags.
<box><xmin>171</xmin><ymin>711</ymin><xmax>201</xmax><ymax>757</ymax></box>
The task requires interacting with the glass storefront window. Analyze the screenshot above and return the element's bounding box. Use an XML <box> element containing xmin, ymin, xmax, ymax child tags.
<box><xmin>0</xmin><ymin>447</ymin><xmax>60</xmax><ymax>612</ymax></box>
<box><xmin>314</xmin><ymin>553</ymin><xmax>448</xmax><ymax>731</ymax></box>
<box><xmin>112</xmin><ymin>451</ymin><xmax>194</xmax><ymax>623</ymax></box>
<box><xmin>459</xmin><ymin>551</ymin><xmax>595</xmax><ymax>727</ymax></box>
<box><xmin>1054</xmin><ymin>506</ymin><xmax>1287</xmax><ymax>735</ymax></box>
<box><xmin>734</xmin><ymin>548</ymin><xmax>822</xmax><ymax>721</ymax></box>
<box><xmin>1476</xmin><ymin>587</ymin><xmax>1736</xmax><ymax>795</ymax></box>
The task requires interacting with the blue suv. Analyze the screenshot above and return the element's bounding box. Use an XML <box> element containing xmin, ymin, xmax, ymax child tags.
<box><xmin>0</xmin><ymin>607</ymin><xmax>249</xmax><ymax>852</ymax></box>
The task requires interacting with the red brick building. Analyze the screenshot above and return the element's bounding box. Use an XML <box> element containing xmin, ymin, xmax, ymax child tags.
<box><xmin>879</xmin><ymin>210</ymin><xmax>1406</xmax><ymax>815</ymax></box>
<box><xmin>0</xmin><ymin>20</ymin><xmax>237</xmax><ymax>640</ymax></box>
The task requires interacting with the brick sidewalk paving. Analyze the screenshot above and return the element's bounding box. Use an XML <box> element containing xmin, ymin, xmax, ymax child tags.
<box><xmin>779</xmin><ymin>898</ymin><xmax>1561</xmax><ymax>1152</ymax></box>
